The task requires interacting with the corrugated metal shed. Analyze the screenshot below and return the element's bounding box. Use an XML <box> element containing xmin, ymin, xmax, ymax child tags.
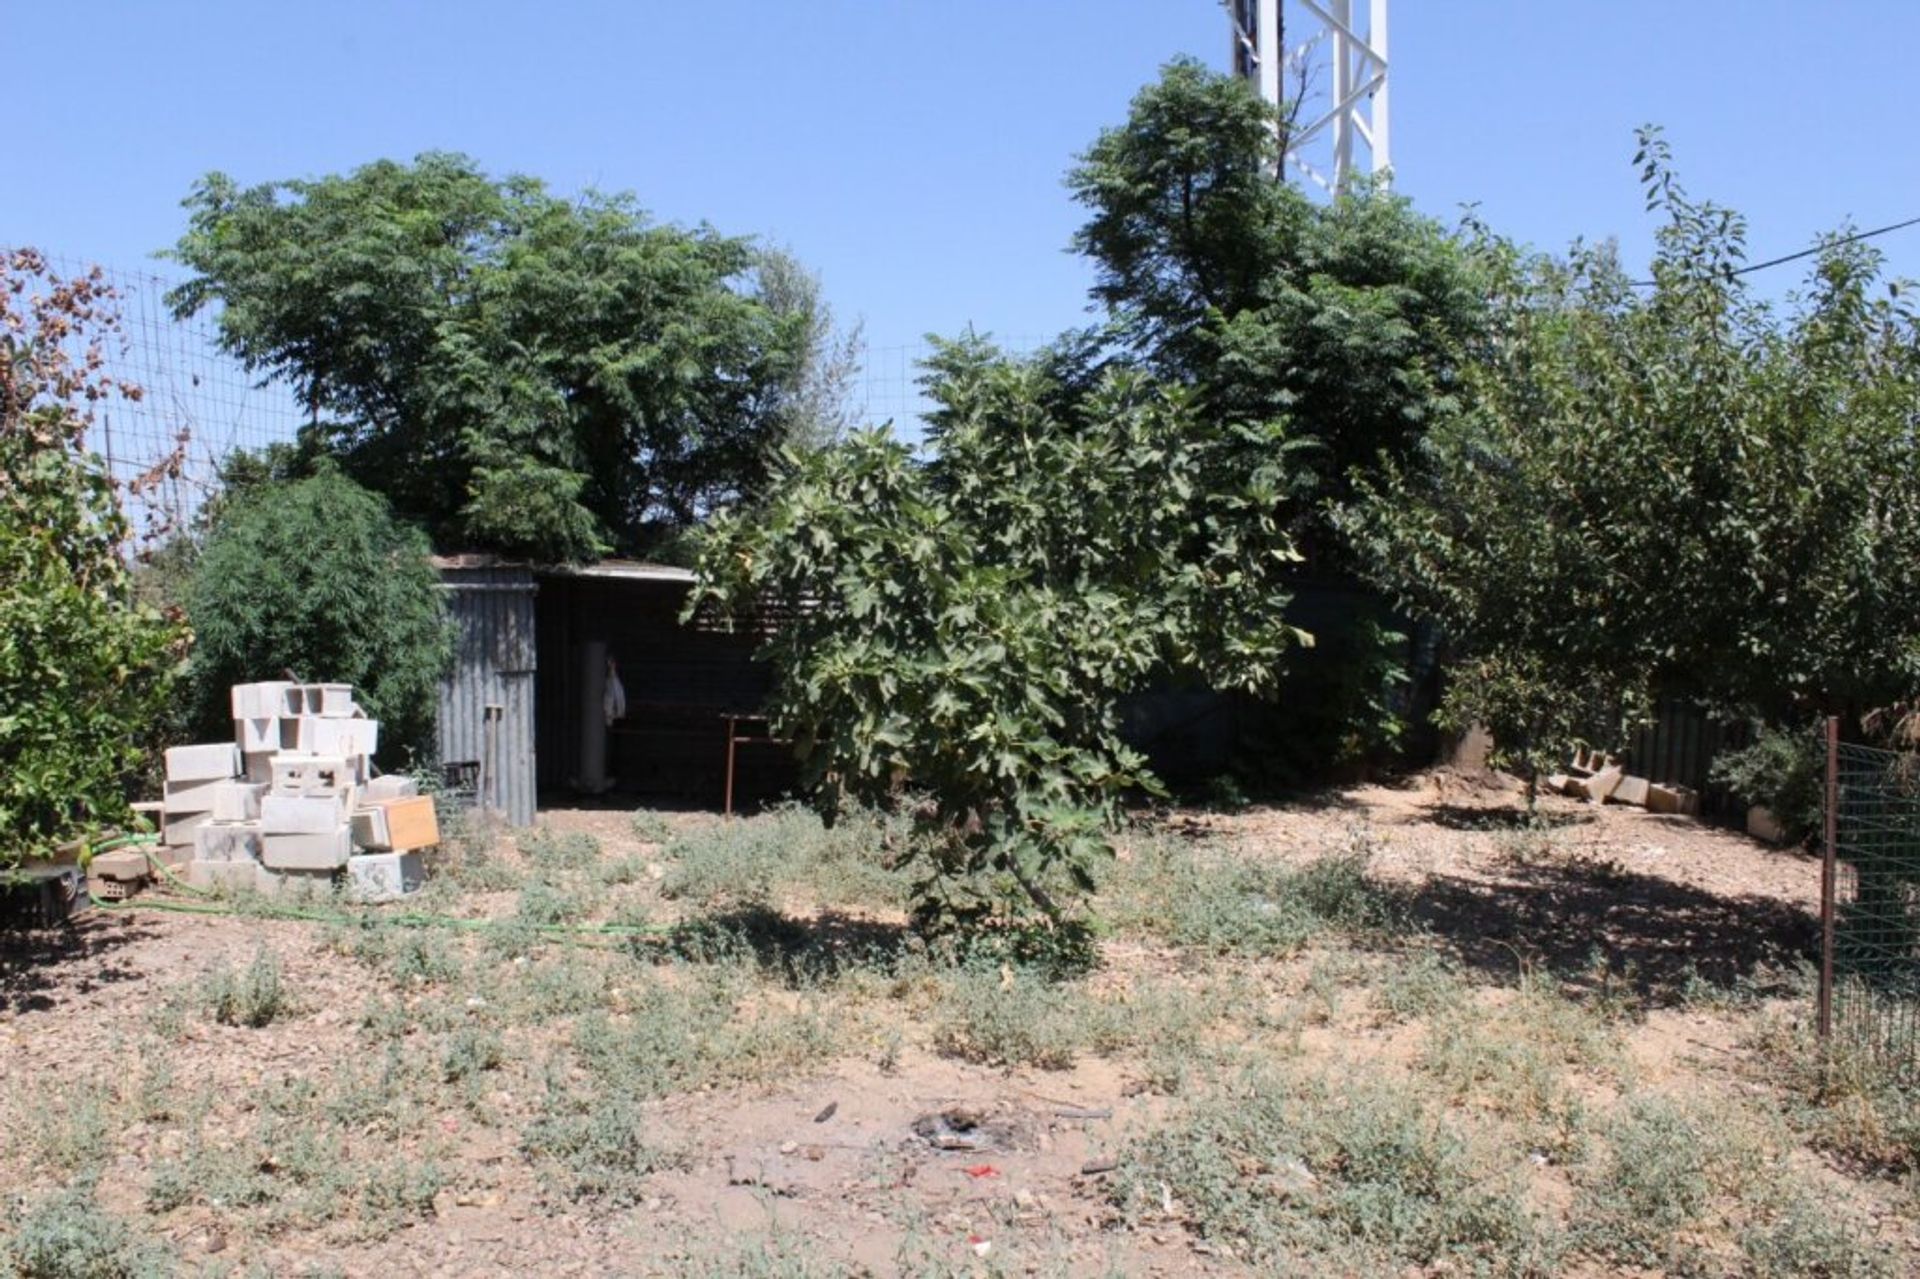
<box><xmin>435</xmin><ymin>560</ymin><xmax>538</xmax><ymax>825</ymax></box>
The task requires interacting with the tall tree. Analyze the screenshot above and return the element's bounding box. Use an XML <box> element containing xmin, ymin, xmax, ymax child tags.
<box><xmin>1343</xmin><ymin>132</ymin><xmax>1920</xmax><ymax>783</ymax></box>
<box><xmin>168</xmin><ymin>154</ymin><xmax>813</xmax><ymax>561</ymax></box>
<box><xmin>691</xmin><ymin>337</ymin><xmax>1307</xmax><ymax>924</ymax></box>
<box><xmin>1067</xmin><ymin>57</ymin><xmax>1486</xmax><ymax>560</ymax></box>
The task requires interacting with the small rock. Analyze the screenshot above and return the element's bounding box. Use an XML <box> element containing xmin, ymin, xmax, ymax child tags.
<box><xmin>779</xmin><ymin>1141</ymin><xmax>798</xmax><ymax>1155</ymax></box>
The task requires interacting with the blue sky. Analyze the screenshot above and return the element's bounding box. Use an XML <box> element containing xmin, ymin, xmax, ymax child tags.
<box><xmin>8</xmin><ymin>1</ymin><xmax>1919</xmax><ymax>424</ymax></box>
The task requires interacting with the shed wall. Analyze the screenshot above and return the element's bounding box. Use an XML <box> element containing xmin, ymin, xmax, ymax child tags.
<box><xmin>438</xmin><ymin>565</ymin><xmax>538</xmax><ymax>825</ymax></box>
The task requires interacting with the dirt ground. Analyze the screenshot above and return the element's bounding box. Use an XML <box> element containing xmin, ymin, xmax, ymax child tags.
<box><xmin>0</xmin><ymin>775</ymin><xmax>1905</xmax><ymax>1277</ymax></box>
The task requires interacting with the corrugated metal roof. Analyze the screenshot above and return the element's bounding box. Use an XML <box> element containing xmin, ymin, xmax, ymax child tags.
<box><xmin>428</xmin><ymin>553</ymin><xmax>694</xmax><ymax>584</ymax></box>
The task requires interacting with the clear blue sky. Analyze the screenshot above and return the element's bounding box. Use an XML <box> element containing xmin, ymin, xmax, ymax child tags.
<box><xmin>8</xmin><ymin>1</ymin><xmax>1919</xmax><ymax>409</ymax></box>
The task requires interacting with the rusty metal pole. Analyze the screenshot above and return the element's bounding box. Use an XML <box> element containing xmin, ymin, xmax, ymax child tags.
<box><xmin>1819</xmin><ymin>714</ymin><xmax>1839</xmax><ymax>1040</ymax></box>
<box><xmin>723</xmin><ymin>717</ymin><xmax>737</xmax><ymax>819</ymax></box>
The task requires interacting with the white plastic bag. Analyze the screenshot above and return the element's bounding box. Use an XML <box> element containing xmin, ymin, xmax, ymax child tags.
<box><xmin>604</xmin><ymin>658</ymin><xmax>627</xmax><ymax>726</ymax></box>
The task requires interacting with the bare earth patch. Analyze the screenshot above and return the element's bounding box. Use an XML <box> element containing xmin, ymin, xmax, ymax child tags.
<box><xmin>2</xmin><ymin>777</ymin><xmax>1909</xmax><ymax>1277</ymax></box>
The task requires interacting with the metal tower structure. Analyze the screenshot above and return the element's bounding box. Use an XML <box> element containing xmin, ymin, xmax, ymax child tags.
<box><xmin>1226</xmin><ymin>0</ymin><xmax>1390</xmax><ymax>192</ymax></box>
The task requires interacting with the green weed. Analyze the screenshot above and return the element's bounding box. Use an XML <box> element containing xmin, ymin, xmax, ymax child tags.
<box><xmin>1114</xmin><ymin>1066</ymin><xmax>1552</xmax><ymax>1272</ymax></box>
<box><xmin>199</xmin><ymin>948</ymin><xmax>289</xmax><ymax>1027</ymax></box>
<box><xmin>4</xmin><ymin>1180</ymin><xmax>174</xmax><ymax>1278</ymax></box>
<box><xmin>521</xmin><ymin>826</ymin><xmax>601</xmax><ymax>872</ymax></box>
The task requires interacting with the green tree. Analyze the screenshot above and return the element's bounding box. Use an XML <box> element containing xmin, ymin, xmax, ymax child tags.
<box><xmin>168</xmin><ymin>153</ymin><xmax>814</xmax><ymax>561</ymax></box>
<box><xmin>690</xmin><ymin>337</ymin><xmax>1306</xmax><ymax>925</ymax></box>
<box><xmin>186</xmin><ymin>464</ymin><xmax>453</xmax><ymax>763</ymax></box>
<box><xmin>1343</xmin><ymin>131</ymin><xmax>1920</xmax><ymax>785</ymax></box>
<box><xmin>1067</xmin><ymin>57</ymin><xmax>1486</xmax><ymax>557</ymax></box>
<box><xmin>1</xmin><ymin>250</ymin><xmax>187</xmax><ymax>864</ymax></box>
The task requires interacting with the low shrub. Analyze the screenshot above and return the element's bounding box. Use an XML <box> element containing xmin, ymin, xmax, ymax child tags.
<box><xmin>200</xmin><ymin>948</ymin><xmax>289</xmax><ymax>1027</ymax></box>
<box><xmin>1114</xmin><ymin>1067</ymin><xmax>1553</xmax><ymax>1272</ymax></box>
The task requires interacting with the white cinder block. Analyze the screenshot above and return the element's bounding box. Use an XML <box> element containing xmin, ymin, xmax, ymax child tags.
<box><xmin>271</xmin><ymin>754</ymin><xmax>355</xmax><ymax>796</ymax></box>
<box><xmin>195</xmin><ymin>821</ymin><xmax>263</xmax><ymax>863</ymax></box>
<box><xmin>345</xmin><ymin>852</ymin><xmax>424</xmax><ymax>903</ymax></box>
<box><xmin>164</xmin><ymin>812</ymin><xmax>212</xmax><ymax>848</ymax></box>
<box><xmin>261</xmin><ymin>826</ymin><xmax>352</xmax><ymax>871</ymax></box>
<box><xmin>236</xmin><ymin>717</ymin><xmax>281</xmax><ymax>753</ymax></box>
<box><xmin>164</xmin><ymin>742</ymin><xmax>241</xmax><ymax>783</ymax></box>
<box><xmin>231</xmin><ymin>682</ymin><xmax>294</xmax><ymax>720</ymax></box>
<box><xmin>163</xmin><ymin>779</ymin><xmax>224</xmax><ymax>815</ymax></box>
<box><xmin>254</xmin><ymin>864</ymin><xmax>339</xmax><ymax>899</ymax></box>
<box><xmin>187</xmin><ymin>859</ymin><xmax>261</xmax><ymax>892</ymax></box>
<box><xmin>243</xmin><ymin>750</ymin><xmax>275</xmax><ymax>784</ymax></box>
<box><xmin>261</xmin><ymin>792</ymin><xmax>347</xmax><ymax>834</ymax></box>
<box><xmin>317</xmin><ymin>684</ymin><xmax>357</xmax><ymax>718</ymax></box>
<box><xmin>308</xmin><ymin>718</ymin><xmax>379</xmax><ymax>760</ymax></box>
<box><xmin>362</xmin><ymin>775</ymin><xmax>419</xmax><ymax>801</ymax></box>
<box><xmin>211</xmin><ymin>781</ymin><xmax>268</xmax><ymax>823</ymax></box>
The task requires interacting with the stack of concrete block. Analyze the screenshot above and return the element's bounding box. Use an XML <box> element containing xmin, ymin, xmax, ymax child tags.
<box><xmin>164</xmin><ymin>681</ymin><xmax>391</xmax><ymax>897</ymax></box>
<box><xmin>345</xmin><ymin>774</ymin><xmax>435</xmax><ymax>903</ymax></box>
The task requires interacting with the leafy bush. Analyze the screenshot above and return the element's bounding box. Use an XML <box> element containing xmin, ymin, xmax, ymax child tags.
<box><xmin>1710</xmin><ymin>724</ymin><xmax>1823</xmax><ymax>843</ymax></box>
<box><xmin>1</xmin><ymin>250</ymin><xmax>187</xmax><ymax>865</ymax></box>
<box><xmin>186</xmin><ymin>463</ymin><xmax>452</xmax><ymax>763</ymax></box>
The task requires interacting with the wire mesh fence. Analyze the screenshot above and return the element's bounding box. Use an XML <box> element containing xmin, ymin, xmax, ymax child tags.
<box><xmin>1821</xmin><ymin>730</ymin><xmax>1920</xmax><ymax>1078</ymax></box>
<box><xmin>8</xmin><ymin>249</ymin><xmax>309</xmax><ymax>534</ymax></box>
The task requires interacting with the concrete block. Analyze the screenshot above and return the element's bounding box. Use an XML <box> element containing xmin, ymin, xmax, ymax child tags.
<box><xmin>345</xmin><ymin>852</ymin><xmax>425</xmax><ymax>903</ymax></box>
<box><xmin>261</xmin><ymin>792</ymin><xmax>348</xmax><ymax>834</ymax></box>
<box><xmin>317</xmin><ymin>684</ymin><xmax>357</xmax><ymax>718</ymax></box>
<box><xmin>308</xmin><ymin>717</ymin><xmax>378</xmax><ymax>760</ymax></box>
<box><xmin>1646</xmin><ymin>783</ymin><xmax>1700</xmax><ymax>817</ymax></box>
<box><xmin>271</xmin><ymin>754</ymin><xmax>356</xmax><ymax>797</ymax></box>
<box><xmin>261</xmin><ymin>826</ymin><xmax>352</xmax><ymax>871</ymax></box>
<box><xmin>1612</xmin><ymin>775</ymin><xmax>1652</xmax><ymax>807</ymax></box>
<box><xmin>1747</xmin><ymin>805</ymin><xmax>1788</xmax><ymax>843</ymax></box>
<box><xmin>187</xmin><ymin>859</ymin><xmax>261</xmax><ymax>892</ymax></box>
<box><xmin>88</xmin><ymin>848</ymin><xmax>149</xmax><ymax>883</ymax></box>
<box><xmin>195</xmin><ymin>822</ymin><xmax>263</xmax><ymax>863</ymax></box>
<box><xmin>231</xmin><ymin>682</ymin><xmax>294</xmax><ymax>720</ymax></box>
<box><xmin>362</xmin><ymin>775</ymin><xmax>419</xmax><ymax>801</ymax></box>
<box><xmin>211</xmin><ymin>781</ymin><xmax>268</xmax><ymax>823</ymax></box>
<box><xmin>163</xmin><ymin>812</ymin><xmax>212</xmax><ymax>848</ymax></box>
<box><xmin>164</xmin><ymin>742</ymin><xmax>241</xmax><ymax>783</ymax></box>
<box><xmin>236</xmin><ymin>716</ymin><xmax>281</xmax><ymax>753</ymax></box>
<box><xmin>163</xmin><ymin>778</ymin><xmax>224</xmax><ymax>815</ymax></box>
<box><xmin>1576</xmin><ymin>765</ymin><xmax>1624</xmax><ymax>804</ymax></box>
<box><xmin>253</xmin><ymin>864</ymin><xmax>339</xmax><ymax>900</ymax></box>
<box><xmin>281</xmin><ymin>685</ymin><xmax>315</xmax><ymax>716</ymax></box>
<box><xmin>242</xmin><ymin>750</ymin><xmax>275</xmax><ymax>784</ymax></box>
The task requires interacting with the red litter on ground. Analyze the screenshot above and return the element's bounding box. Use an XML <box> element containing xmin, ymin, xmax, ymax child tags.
<box><xmin>961</xmin><ymin>1164</ymin><xmax>999</xmax><ymax>1179</ymax></box>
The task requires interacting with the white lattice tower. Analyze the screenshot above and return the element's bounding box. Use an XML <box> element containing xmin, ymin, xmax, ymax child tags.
<box><xmin>1225</xmin><ymin>0</ymin><xmax>1390</xmax><ymax>192</ymax></box>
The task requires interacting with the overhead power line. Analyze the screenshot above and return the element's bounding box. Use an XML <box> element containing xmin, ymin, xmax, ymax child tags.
<box><xmin>1630</xmin><ymin>214</ymin><xmax>1920</xmax><ymax>288</ymax></box>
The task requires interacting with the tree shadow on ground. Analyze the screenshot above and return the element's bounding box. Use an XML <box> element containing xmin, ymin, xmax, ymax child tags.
<box><xmin>652</xmin><ymin>905</ymin><xmax>1100</xmax><ymax>985</ymax></box>
<box><xmin>658</xmin><ymin>906</ymin><xmax>911</xmax><ymax>985</ymax></box>
<box><xmin>0</xmin><ymin>911</ymin><xmax>159</xmax><ymax>1015</ymax></box>
<box><xmin>1420</xmin><ymin>804</ymin><xmax>1596</xmax><ymax>832</ymax></box>
<box><xmin>1406</xmin><ymin>859</ymin><xmax>1816</xmax><ymax>1009</ymax></box>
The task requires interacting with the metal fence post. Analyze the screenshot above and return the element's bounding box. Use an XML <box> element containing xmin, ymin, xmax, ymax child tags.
<box><xmin>1819</xmin><ymin>714</ymin><xmax>1839</xmax><ymax>1041</ymax></box>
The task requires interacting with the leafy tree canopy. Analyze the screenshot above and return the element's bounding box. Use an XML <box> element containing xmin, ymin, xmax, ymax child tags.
<box><xmin>1343</xmin><ymin>130</ymin><xmax>1920</xmax><ymax>781</ymax></box>
<box><xmin>168</xmin><ymin>153</ymin><xmax>825</xmax><ymax>562</ymax></box>
<box><xmin>2</xmin><ymin>250</ymin><xmax>187</xmax><ymax>864</ymax></box>
<box><xmin>1067</xmin><ymin>57</ymin><xmax>1487</xmax><ymax>554</ymax></box>
<box><xmin>690</xmin><ymin>337</ymin><xmax>1307</xmax><ymax>924</ymax></box>
<box><xmin>186</xmin><ymin>462</ymin><xmax>453</xmax><ymax>763</ymax></box>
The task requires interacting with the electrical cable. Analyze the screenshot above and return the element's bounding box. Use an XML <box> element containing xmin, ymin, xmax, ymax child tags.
<box><xmin>1630</xmin><ymin>214</ymin><xmax>1920</xmax><ymax>287</ymax></box>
